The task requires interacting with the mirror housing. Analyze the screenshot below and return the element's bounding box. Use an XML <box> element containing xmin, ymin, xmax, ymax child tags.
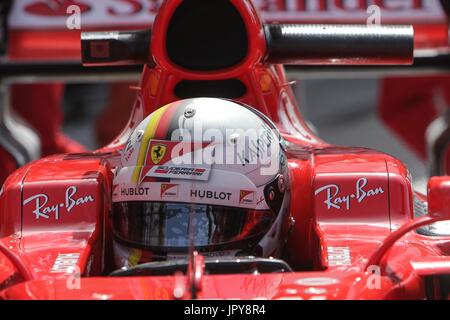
<box><xmin>265</xmin><ymin>24</ymin><xmax>414</xmax><ymax>65</ymax></box>
<box><xmin>81</xmin><ymin>29</ymin><xmax>152</xmax><ymax>67</ymax></box>
<box><xmin>428</xmin><ymin>176</ymin><xmax>450</xmax><ymax>220</ymax></box>
<box><xmin>366</xmin><ymin>177</ymin><xmax>450</xmax><ymax>271</ymax></box>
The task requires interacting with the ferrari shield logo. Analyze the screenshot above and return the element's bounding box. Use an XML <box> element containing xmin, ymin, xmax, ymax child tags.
<box><xmin>150</xmin><ymin>144</ymin><xmax>167</xmax><ymax>164</ymax></box>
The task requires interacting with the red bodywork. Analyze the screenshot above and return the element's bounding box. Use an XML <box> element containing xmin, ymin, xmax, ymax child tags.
<box><xmin>1</xmin><ymin>0</ymin><xmax>450</xmax><ymax>300</ymax></box>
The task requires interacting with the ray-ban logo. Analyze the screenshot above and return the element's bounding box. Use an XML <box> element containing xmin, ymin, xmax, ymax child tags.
<box><xmin>23</xmin><ymin>186</ymin><xmax>94</xmax><ymax>220</ymax></box>
<box><xmin>315</xmin><ymin>178</ymin><xmax>384</xmax><ymax>210</ymax></box>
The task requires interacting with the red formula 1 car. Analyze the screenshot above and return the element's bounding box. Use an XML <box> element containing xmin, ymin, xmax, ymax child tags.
<box><xmin>1</xmin><ymin>0</ymin><xmax>450</xmax><ymax>300</ymax></box>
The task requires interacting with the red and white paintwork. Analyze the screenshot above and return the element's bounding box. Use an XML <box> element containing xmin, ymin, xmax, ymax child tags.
<box><xmin>1</xmin><ymin>0</ymin><xmax>450</xmax><ymax>300</ymax></box>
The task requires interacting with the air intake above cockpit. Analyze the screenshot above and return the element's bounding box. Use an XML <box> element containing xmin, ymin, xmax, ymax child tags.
<box><xmin>166</xmin><ymin>0</ymin><xmax>249</xmax><ymax>71</ymax></box>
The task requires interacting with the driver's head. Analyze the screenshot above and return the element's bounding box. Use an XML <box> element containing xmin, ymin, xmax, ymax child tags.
<box><xmin>111</xmin><ymin>98</ymin><xmax>291</xmax><ymax>268</ymax></box>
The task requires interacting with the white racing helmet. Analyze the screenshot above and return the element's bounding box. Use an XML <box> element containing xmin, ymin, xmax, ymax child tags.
<box><xmin>112</xmin><ymin>98</ymin><xmax>291</xmax><ymax>266</ymax></box>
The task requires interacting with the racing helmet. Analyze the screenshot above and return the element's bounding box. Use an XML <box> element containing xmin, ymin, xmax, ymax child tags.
<box><xmin>112</xmin><ymin>98</ymin><xmax>291</xmax><ymax>267</ymax></box>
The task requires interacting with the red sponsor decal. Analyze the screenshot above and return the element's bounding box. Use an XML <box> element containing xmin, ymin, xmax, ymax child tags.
<box><xmin>13</xmin><ymin>0</ymin><xmax>444</xmax><ymax>33</ymax></box>
<box><xmin>139</xmin><ymin>140</ymin><xmax>212</xmax><ymax>182</ymax></box>
<box><xmin>139</xmin><ymin>140</ymin><xmax>175</xmax><ymax>180</ymax></box>
<box><xmin>258</xmin><ymin>0</ymin><xmax>426</xmax><ymax>12</ymax></box>
<box><xmin>25</xmin><ymin>0</ymin><xmax>91</xmax><ymax>16</ymax></box>
<box><xmin>160</xmin><ymin>184</ymin><xmax>179</xmax><ymax>198</ymax></box>
<box><xmin>112</xmin><ymin>184</ymin><xmax>119</xmax><ymax>197</ymax></box>
<box><xmin>22</xmin><ymin>0</ymin><xmax>431</xmax><ymax>18</ymax></box>
<box><xmin>240</xmin><ymin>190</ymin><xmax>255</xmax><ymax>204</ymax></box>
<box><xmin>153</xmin><ymin>166</ymin><xmax>207</xmax><ymax>178</ymax></box>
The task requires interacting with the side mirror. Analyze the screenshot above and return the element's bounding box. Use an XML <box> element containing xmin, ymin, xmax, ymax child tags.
<box><xmin>428</xmin><ymin>176</ymin><xmax>450</xmax><ymax>220</ymax></box>
<box><xmin>264</xmin><ymin>24</ymin><xmax>414</xmax><ymax>65</ymax></box>
<box><xmin>366</xmin><ymin>177</ymin><xmax>450</xmax><ymax>270</ymax></box>
<box><xmin>81</xmin><ymin>29</ymin><xmax>152</xmax><ymax>66</ymax></box>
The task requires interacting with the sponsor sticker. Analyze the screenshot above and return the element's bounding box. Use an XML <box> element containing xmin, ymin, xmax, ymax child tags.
<box><xmin>51</xmin><ymin>253</ymin><xmax>80</xmax><ymax>273</ymax></box>
<box><xmin>23</xmin><ymin>186</ymin><xmax>95</xmax><ymax>220</ymax></box>
<box><xmin>296</xmin><ymin>277</ymin><xmax>339</xmax><ymax>286</ymax></box>
<box><xmin>120</xmin><ymin>187</ymin><xmax>150</xmax><ymax>197</ymax></box>
<box><xmin>112</xmin><ymin>184</ymin><xmax>119</xmax><ymax>197</ymax></box>
<box><xmin>190</xmin><ymin>190</ymin><xmax>232</xmax><ymax>201</ymax></box>
<box><xmin>314</xmin><ymin>178</ymin><xmax>384</xmax><ymax>211</ymax></box>
<box><xmin>150</xmin><ymin>143</ymin><xmax>167</xmax><ymax>165</ymax></box>
<box><xmin>160</xmin><ymin>184</ymin><xmax>179</xmax><ymax>198</ymax></box>
<box><xmin>327</xmin><ymin>246</ymin><xmax>352</xmax><ymax>266</ymax></box>
<box><xmin>167</xmin><ymin>250</ymin><xmax>239</xmax><ymax>260</ymax></box>
<box><xmin>138</xmin><ymin>140</ymin><xmax>212</xmax><ymax>182</ymax></box>
<box><xmin>147</xmin><ymin>165</ymin><xmax>211</xmax><ymax>181</ymax></box>
<box><xmin>10</xmin><ymin>0</ymin><xmax>445</xmax><ymax>29</ymax></box>
<box><xmin>25</xmin><ymin>1</ymin><xmax>91</xmax><ymax>17</ymax></box>
<box><xmin>239</xmin><ymin>190</ymin><xmax>255</xmax><ymax>205</ymax></box>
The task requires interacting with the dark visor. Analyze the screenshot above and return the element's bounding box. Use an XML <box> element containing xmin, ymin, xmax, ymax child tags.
<box><xmin>112</xmin><ymin>202</ymin><xmax>276</xmax><ymax>250</ymax></box>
